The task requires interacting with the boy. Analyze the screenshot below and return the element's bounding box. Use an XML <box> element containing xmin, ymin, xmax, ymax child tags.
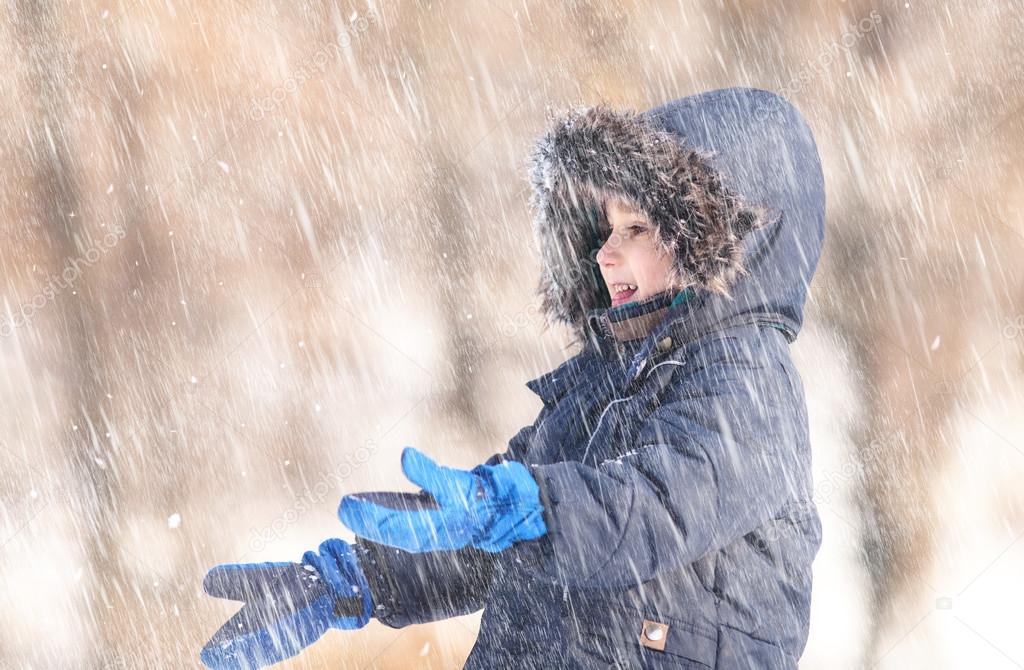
<box><xmin>201</xmin><ymin>86</ymin><xmax>826</xmax><ymax>669</ymax></box>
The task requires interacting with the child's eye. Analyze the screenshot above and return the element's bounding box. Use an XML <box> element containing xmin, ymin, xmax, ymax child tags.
<box><xmin>629</xmin><ymin>225</ymin><xmax>649</xmax><ymax>236</ymax></box>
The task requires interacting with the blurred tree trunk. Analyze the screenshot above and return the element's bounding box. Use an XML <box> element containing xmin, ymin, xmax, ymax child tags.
<box><xmin>15</xmin><ymin>2</ymin><xmax>163</xmax><ymax>664</ymax></box>
<box><xmin>425</xmin><ymin>147</ymin><xmax>486</xmax><ymax>432</ymax></box>
<box><xmin>15</xmin><ymin>2</ymin><xmax>120</xmax><ymax>666</ymax></box>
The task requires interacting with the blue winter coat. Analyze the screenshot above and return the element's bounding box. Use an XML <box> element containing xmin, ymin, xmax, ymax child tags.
<box><xmin>355</xmin><ymin>87</ymin><xmax>826</xmax><ymax>668</ymax></box>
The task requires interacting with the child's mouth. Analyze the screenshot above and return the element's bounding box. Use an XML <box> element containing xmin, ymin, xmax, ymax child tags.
<box><xmin>610</xmin><ymin>283</ymin><xmax>638</xmax><ymax>306</ymax></box>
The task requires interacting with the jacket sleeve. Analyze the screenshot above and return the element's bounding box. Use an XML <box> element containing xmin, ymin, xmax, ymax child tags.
<box><xmin>351</xmin><ymin>421</ymin><xmax>542</xmax><ymax>627</ymax></box>
<box><xmin>516</xmin><ymin>330</ymin><xmax>812</xmax><ymax>589</ymax></box>
<box><xmin>353</xmin><ymin>537</ymin><xmax>496</xmax><ymax>628</ymax></box>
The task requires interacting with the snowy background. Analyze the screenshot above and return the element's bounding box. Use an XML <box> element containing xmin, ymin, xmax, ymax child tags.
<box><xmin>1</xmin><ymin>1</ymin><xmax>1022</xmax><ymax>668</ymax></box>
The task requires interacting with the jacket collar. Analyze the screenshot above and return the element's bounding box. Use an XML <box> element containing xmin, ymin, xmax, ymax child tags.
<box><xmin>587</xmin><ymin>288</ymin><xmax>694</xmax><ymax>344</ymax></box>
<box><xmin>582</xmin><ymin>289</ymin><xmax>698</xmax><ymax>369</ymax></box>
<box><xmin>527</xmin><ymin>286</ymin><xmax>793</xmax><ymax>405</ymax></box>
<box><xmin>524</xmin><ymin>289</ymin><xmax>697</xmax><ymax>404</ymax></box>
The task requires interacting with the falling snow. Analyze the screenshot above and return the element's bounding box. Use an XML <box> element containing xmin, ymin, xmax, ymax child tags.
<box><xmin>0</xmin><ymin>3</ymin><xmax>1022</xmax><ymax>670</ymax></box>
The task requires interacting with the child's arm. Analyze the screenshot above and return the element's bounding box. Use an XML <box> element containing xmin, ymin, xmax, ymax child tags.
<box><xmin>519</xmin><ymin>328</ymin><xmax>815</xmax><ymax>589</ymax></box>
<box><xmin>353</xmin><ymin>537</ymin><xmax>497</xmax><ymax>628</ymax></box>
<box><xmin>341</xmin><ymin>419</ymin><xmax>545</xmax><ymax>626</ymax></box>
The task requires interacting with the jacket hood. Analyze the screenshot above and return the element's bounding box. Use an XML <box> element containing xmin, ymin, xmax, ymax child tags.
<box><xmin>527</xmin><ymin>87</ymin><xmax>825</xmax><ymax>343</ymax></box>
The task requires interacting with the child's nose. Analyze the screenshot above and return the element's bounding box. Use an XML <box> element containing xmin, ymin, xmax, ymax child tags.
<box><xmin>596</xmin><ymin>234</ymin><xmax>621</xmax><ymax>266</ymax></box>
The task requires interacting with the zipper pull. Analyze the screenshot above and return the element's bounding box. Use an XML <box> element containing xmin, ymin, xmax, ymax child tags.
<box><xmin>630</xmin><ymin>356</ymin><xmax>647</xmax><ymax>382</ymax></box>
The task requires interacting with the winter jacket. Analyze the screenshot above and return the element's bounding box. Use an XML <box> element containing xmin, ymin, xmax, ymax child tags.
<box><xmin>354</xmin><ymin>86</ymin><xmax>826</xmax><ymax>669</ymax></box>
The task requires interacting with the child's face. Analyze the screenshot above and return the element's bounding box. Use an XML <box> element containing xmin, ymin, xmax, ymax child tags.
<box><xmin>596</xmin><ymin>199</ymin><xmax>676</xmax><ymax>307</ymax></box>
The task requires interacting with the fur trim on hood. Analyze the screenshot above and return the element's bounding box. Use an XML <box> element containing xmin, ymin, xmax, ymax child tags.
<box><xmin>527</xmin><ymin>104</ymin><xmax>773</xmax><ymax>340</ymax></box>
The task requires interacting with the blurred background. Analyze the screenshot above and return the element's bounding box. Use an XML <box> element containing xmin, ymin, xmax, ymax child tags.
<box><xmin>0</xmin><ymin>0</ymin><xmax>1022</xmax><ymax>667</ymax></box>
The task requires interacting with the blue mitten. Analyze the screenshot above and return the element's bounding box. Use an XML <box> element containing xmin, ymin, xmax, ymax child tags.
<box><xmin>200</xmin><ymin>538</ymin><xmax>372</xmax><ymax>670</ymax></box>
<box><xmin>338</xmin><ymin>447</ymin><xmax>547</xmax><ymax>553</ymax></box>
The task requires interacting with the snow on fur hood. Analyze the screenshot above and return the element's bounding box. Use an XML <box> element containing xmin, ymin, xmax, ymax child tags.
<box><xmin>527</xmin><ymin>87</ymin><xmax>825</xmax><ymax>344</ymax></box>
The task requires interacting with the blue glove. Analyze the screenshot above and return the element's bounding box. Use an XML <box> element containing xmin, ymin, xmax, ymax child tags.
<box><xmin>200</xmin><ymin>538</ymin><xmax>373</xmax><ymax>670</ymax></box>
<box><xmin>337</xmin><ymin>447</ymin><xmax>547</xmax><ymax>553</ymax></box>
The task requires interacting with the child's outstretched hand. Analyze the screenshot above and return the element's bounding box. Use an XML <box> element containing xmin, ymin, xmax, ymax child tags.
<box><xmin>200</xmin><ymin>538</ymin><xmax>372</xmax><ymax>670</ymax></box>
<box><xmin>338</xmin><ymin>447</ymin><xmax>548</xmax><ymax>554</ymax></box>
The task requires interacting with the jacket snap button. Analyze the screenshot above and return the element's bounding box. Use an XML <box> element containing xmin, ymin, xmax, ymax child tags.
<box><xmin>657</xmin><ymin>336</ymin><xmax>673</xmax><ymax>352</ymax></box>
<box><xmin>639</xmin><ymin>619</ymin><xmax>669</xmax><ymax>651</ymax></box>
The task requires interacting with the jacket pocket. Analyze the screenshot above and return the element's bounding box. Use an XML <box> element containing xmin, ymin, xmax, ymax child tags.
<box><xmin>570</xmin><ymin>600</ymin><xmax>717</xmax><ymax>669</ymax></box>
<box><xmin>715</xmin><ymin>624</ymin><xmax>795</xmax><ymax>669</ymax></box>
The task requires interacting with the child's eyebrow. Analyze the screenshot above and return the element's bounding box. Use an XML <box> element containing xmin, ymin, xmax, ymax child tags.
<box><xmin>609</xmin><ymin>199</ymin><xmax>644</xmax><ymax>215</ymax></box>
<box><xmin>604</xmin><ymin>196</ymin><xmax>650</xmax><ymax>220</ymax></box>
<box><xmin>606</xmin><ymin>201</ymin><xmax>638</xmax><ymax>215</ymax></box>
